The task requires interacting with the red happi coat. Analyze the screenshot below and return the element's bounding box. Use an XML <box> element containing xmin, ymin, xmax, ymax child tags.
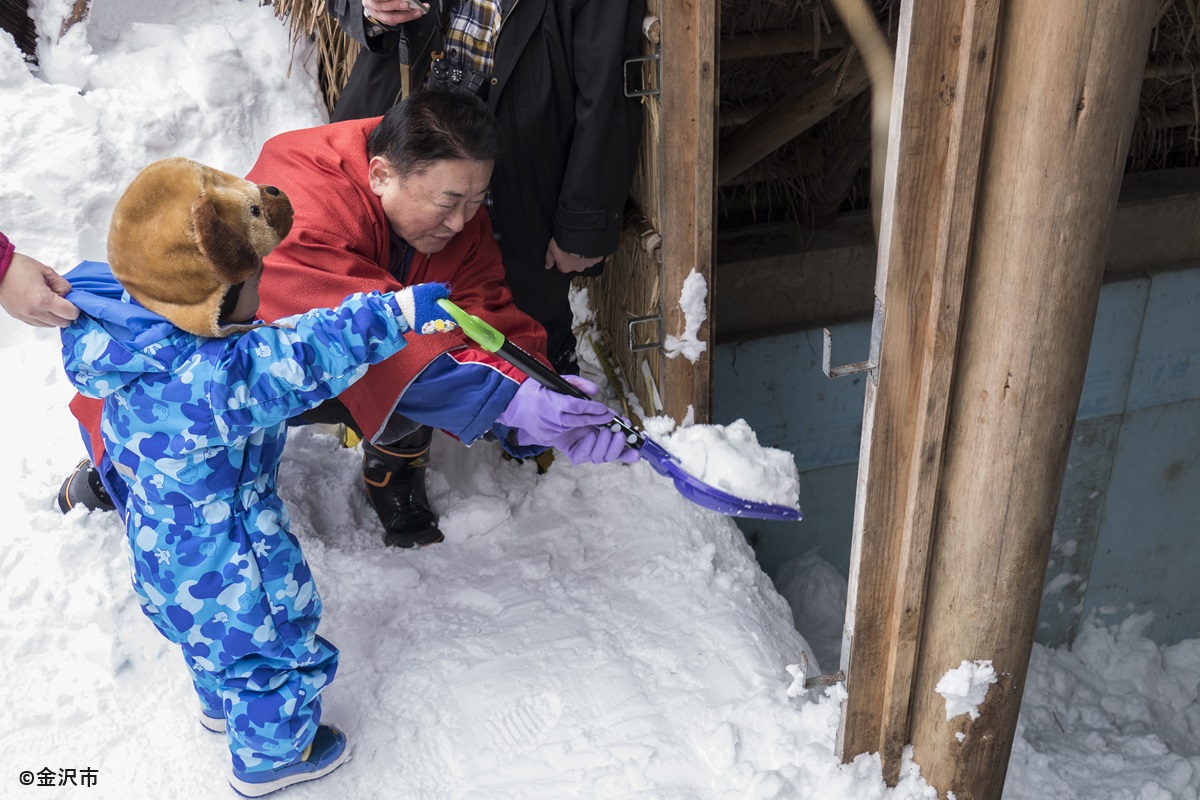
<box><xmin>245</xmin><ymin>117</ymin><xmax>548</xmax><ymax>440</ymax></box>
<box><xmin>70</xmin><ymin>117</ymin><xmax>548</xmax><ymax>455</ymax></box>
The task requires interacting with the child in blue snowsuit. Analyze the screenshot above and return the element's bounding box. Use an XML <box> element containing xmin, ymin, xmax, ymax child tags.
<box><xmin>59</xmin><ymin>158</ymin><xmax>458</xmax><ymax>796</ymax></box>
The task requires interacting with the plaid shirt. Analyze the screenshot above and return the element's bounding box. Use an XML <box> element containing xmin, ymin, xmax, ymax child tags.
<box><xmin>422</xmin><ymin>1</ymin><xmax>503</xmax><ymax>227</ymax></box>
<box><xmin>420</xmin><ymin>1</ymin><xmax>503</xmax><ymax>229</ymax></box>
<box><xmin>441</xmin><ymin>0</ymin><xmax>502</xmax><ymax>80</ymax></box>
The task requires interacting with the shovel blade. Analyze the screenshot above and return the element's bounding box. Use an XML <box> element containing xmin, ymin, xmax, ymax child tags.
<box><xmin>639</xmin><ymin>439</ymin><xmax>802</xmax><ymax>522</ymax></box>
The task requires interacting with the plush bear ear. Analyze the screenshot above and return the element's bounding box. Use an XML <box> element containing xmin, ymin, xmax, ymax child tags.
<box><xmin>191</xmin><ymin>196</ymin><xmax>260</xmax><ymax>284</ymax></box>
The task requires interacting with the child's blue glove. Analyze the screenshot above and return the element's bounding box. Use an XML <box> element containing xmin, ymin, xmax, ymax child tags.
<box><xmin>395</xmin><ymin>283</ymin><xmax>458</xmax><ymax>334</ymax></box>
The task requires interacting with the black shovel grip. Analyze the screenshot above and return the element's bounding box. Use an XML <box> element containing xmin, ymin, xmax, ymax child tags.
<box><xmin>499</xmin><ymin>341</ymin><xmax>645</xmax><ymax>450</ymax></box>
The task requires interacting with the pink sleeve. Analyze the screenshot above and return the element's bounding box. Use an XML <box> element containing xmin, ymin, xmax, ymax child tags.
<box><xmin>0</xmin><ymin>231</ymin><xmax>14</xmax><ymax>284</ymax></box>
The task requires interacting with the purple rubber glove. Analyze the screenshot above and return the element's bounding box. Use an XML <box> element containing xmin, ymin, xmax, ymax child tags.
<box><xmin>496</xmin><ymin>375</ymin><xmax>641</xmax><ymax>465</ymax></box>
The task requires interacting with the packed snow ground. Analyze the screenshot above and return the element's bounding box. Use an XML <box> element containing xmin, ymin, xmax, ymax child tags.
<box><xmin>2</xmin><ymin>2</ymin><xmax>1199</xmax><ymax>798</ymax></box>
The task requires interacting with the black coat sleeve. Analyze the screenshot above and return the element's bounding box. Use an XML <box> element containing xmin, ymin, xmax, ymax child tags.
<box><xmin>325</xmin><ymin>0</ymin><xmax>404</xmax><ymax>120</ymax></box>
<box><xmin>326</xmin><ymin>0</ymin><xmax>450</xmax><ymax>120</ymax></box>
<box><xmin>325</xmin><ymin>0</ymin><xmax>402</xmax><ymax>54</ymax></box>
<box><xmin>554</xmin><ymin>0</ymin><xmax>646</xmax><ymax>259</ymax></box>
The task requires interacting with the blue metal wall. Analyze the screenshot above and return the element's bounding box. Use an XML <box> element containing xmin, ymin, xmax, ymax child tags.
<box><xmin>714</xmin><ymin>262</ymin><xmax>1200</xmax><ymax>646</ymax></box>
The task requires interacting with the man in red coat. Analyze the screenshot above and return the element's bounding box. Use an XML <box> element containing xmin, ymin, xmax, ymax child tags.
<box><xmin>63</xmin><ymin>87</ymin><xmax>639</xmax><ymax>544</ymax></box>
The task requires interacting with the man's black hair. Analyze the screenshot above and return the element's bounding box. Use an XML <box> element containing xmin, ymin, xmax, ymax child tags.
<box><xmin>367</xmin><ymin>86</ymin><xmax>500</xmax><ymax>178</ymax></box>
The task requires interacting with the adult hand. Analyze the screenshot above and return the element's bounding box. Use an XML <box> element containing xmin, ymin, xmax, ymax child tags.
<box><xmin>496</xmin><ymin>375</ymin><xmax>640</xmax><ymax>465</ymax></box>
<box><xmin>544</xmin><ymin>238</ymin><xmax>603</xmax><ymax>275</ymax></box>
<box><xmin>0</xmin><ymin>252</ymin><xmax>79</xmax><ymax>327</ymax></box>
<box><xmin>363</xmin><ymin>0</ymin><xmax>427</xmax><ymax>28</ymax></box>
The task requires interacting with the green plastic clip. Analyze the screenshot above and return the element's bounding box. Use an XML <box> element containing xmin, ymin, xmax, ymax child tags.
<box><xmin>436</xmin><ymin>298</ymin><xmax>504</xmax><ymax>353</ymax></box>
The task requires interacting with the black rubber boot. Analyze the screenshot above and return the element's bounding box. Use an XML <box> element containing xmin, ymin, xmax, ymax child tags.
<box><xmin>362</xmin><ymin>427</ymin><xmax>444</xmax><ymax>548</ymax></box>
<box><xmin>57</xmin><ymin>459</ymin><xmax>116</xmax><ymax>514</ymax></box>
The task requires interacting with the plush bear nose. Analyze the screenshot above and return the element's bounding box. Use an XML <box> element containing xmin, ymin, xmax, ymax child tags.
<box><xmin>260</xmin><ymin>186</ymin><xmax>294</xmax><ymax>241</ymax></box>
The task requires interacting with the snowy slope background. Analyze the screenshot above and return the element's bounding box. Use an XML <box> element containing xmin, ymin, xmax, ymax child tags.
<box><xmin>2</xmin><ymin>2</ymin><xmax>1199</xmax><ymax>798</ymax></box>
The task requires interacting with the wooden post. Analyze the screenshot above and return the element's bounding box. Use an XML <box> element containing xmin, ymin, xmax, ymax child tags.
<box><xmin>659</xmin><ymin>0</ymin><xmax>716</xmax><ymax>423</ymax></box>
<box><xmin>838</xmin><ymin>0</ymin><xmax>1004</xmax><ymax>779</ymax></box>
<box><xmin>60</xmin><ymin>0</ymin><xmax>90</xmax><ymax>36</ymax></box>
<box><xmin>906</xmin><ymin>2</ymin><xmax>1156</xmax><ymax>798</ymax></box>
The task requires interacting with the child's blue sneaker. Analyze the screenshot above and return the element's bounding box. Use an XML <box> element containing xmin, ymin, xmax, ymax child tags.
<box><xmin>229</xmin><ymin>725</ymin><xmax>349</xmax><ymax>797</ymax></box>
<box><xmin>200</xmin><ymin>708</ymin><xmax>225</xmax><ymax>733</ymax></box>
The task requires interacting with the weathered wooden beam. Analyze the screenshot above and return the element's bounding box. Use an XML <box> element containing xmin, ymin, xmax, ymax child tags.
<box><xmin>718</xmin><ymin>55</ymin><xmax>869</xmax><ymax>186</ymax></box>
<box><xmin>720</xmin><ymin>26</ymin><xmax>849</xmax><ymax>61</ymax></box>
<box><xmin>1144</xmin><ymin>58</ymin><xmax>1199</xmax><ymax>79</ymax></box>
<box><xmin>1142</xmin><ymin>106</ymin><xmax>1199</xmax><ymax>130</ymax></box>
<box><xmin>807</xmin><ymin>92</ymin><xmax>872</xmax><ymax>225</ymax></box>
<box><xmin>905</xmin><ymin>3</ymin><xmax>1156</xmax><ymax>797</ymax></box>
<box><xmin>713</xmin><ymin>137</ymin><xmax>826</xmax><ymax>187</ymax></box>
<box><xmin>1107</xmin><ymin>167</ymin><xmax>1200</xmax><ymax>271</ymax></box>
<box><xmin>659</xmin><ymin>0</ymin><xmax>717</xmax><ymax>423</ymax></box>
<box><xmin>60</xmin><ymin>0</ymin><xmax>90</xmax><ymax>36</ymax></box>
<box><xmin>835</xmin><ymin>0</ymin><xmax>1003</xmax><ymax>781</ymax></box>
<box><xmin>718</xmin><ymin>102</ymin><xmax>768</xmax><ymax>128</ymax></box>
<box><xmin>715</xmin><ymin>216</ymin><xmax>877</xmax><ymax>339</ymax></box>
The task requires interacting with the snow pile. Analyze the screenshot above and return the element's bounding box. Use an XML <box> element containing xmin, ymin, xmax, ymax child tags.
<box><xmin>935</xmin><ymin>660</ymin><xmax>999</xmax><ymax>721</ymax></box>
<box><xmin>774</xmin><ymin>552</ymin><xmax>849</xmax><ymax>673</ymax></box>
<box><xmin>644</xmin><ymin>417</ymin><xmax>802</xmax><ymax>511</ymax></box>
<box><xmin>1005</xmin><ymin>614</ymin><xmax>1200</xmax><ymax>800</ymax></box>
<box><xmin>1</xmin><ymin>0</ymin><xmax>324</xmax><ymax>273</ymax></box>
<box><xmin>663</xmin><ymin>269</ymin><xmax>709</xmax><ymax>363</ymax></box>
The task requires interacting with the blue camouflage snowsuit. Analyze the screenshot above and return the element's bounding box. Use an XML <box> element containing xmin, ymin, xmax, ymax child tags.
<box><xmin>60</xmin><ymin>260</ymin><xmax>420</xmax><ymax>774</ymax></box>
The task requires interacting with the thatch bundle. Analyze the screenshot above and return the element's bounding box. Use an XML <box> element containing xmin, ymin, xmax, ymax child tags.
<box><xmin>716</xmin><ymin>0</ymin><xmax>1199</xmax><ymax>229</ymax></box>
<box><xmin>1129</xmin><ymin>0</ymin><xmax>1200</xmax><ymax>171</ymax></box>
<box><xmin>271</xmin><ymin>0</ymin><xmax>360</xmax><ymax>116</ymax></box>
<box><xmin>716</xmin><ymin>0</ymin><xmax>895</xmax><ymax>228</ymax></box>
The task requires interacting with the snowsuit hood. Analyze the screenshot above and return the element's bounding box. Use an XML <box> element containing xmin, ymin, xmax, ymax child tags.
<box><xmin>61</xmin><ymin>260</ymin><xmax>210</xmax><ymax>398</ymax></box>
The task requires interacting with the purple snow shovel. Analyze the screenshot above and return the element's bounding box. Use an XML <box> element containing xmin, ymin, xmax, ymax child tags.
<box><xmin>437</xmin><ymin>300</ymin><xmax>802</xmax><ymax>521</ymax></box>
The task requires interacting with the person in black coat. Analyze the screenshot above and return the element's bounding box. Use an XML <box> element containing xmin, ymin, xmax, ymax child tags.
<box><xmin>324</xmin><ymin>0</ymin><xmax>645</xmax><ymax>545</ymax></box>
<box><xmin>327</xmin><ymin>0</ymin><xmax>644</xmax><ymax>373</ymax></box>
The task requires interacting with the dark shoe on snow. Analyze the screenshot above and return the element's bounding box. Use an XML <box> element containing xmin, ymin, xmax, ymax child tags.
<box><xmin>362</xmin><ymin>434</ymin><xmax>444</xmax><ymax>549</ymax></box>
<box><xmin>57</xmin><ymin>459</ymin><xmax>116</xmax><ymax>514</ymax></box>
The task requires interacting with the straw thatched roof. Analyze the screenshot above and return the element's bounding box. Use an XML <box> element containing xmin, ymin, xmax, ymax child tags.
<box><xmin>1130</xmin><ymin>0</ymin><xmax>1200</xmax><ymax>172</ymax></box>
<box><xmin>716</xmin><ymin>0</ymin><xmax>1199</xmax><ymax>228</ymax></box>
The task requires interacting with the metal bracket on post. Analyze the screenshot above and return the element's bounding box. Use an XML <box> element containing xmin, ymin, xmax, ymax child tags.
<box><xmin>624</xmin><ymin>52</ymin><xmax>661</xmax><ymax>98</ymax></box>
<box><xmin>805</xmin><ymin>670</ymin><xmax>847</xmax><ymax>690</ymax></box>
<box><xmin>823</xmin><ymin>297</ymin><xmax>885</xmax><ymax>380</ymax></box>
<box><xmin>625</xmin><ymin>14</ymin><xmax>662</xmax><ymax>98</ymax></box>
<box><xmin>627</xmin><ymin>314</ymin><xmax>663</xmax><ymax>353</ymax></box>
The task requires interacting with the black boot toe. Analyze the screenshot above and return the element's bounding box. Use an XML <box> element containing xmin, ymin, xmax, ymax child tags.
<box><xmin>57</xmin><ymin>459</ymin><xmax>116</xmax><ymax>514</ymax></box>
<box><xmin>363</xmin><ymin>428</ymin><xmax>444</xmax><ymax>548</ymax></box>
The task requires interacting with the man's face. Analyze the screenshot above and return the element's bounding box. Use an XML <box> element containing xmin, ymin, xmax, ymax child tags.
<box><xmin>369</xmin><ymin>156</ymin><xmax>493</xmax><ymax>255</ymax></box>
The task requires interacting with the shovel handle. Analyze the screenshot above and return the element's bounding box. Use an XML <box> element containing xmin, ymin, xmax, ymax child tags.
<box><xmin>435</xmin><ymin>298</ymin><xmax>646</xmax><ymax>449</ymax></box>
<box><xmin>500</xmin><ymin>340</ymin><xmax>647</xmax><ymax>450</ymax></box>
